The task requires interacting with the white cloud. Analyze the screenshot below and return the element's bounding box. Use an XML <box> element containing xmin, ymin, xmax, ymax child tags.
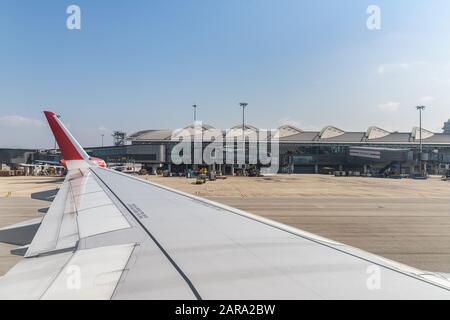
<box><xmin>420</xmin><ymin>96</ymin><xmax>435</xmax><ymax>103</ymax></box>
<box><xmin>0</xmin><ymin>115</ymin><xmax>44</xmax><ymax>128</ymax></box>
<box><xmin>377</xmin><ymin>65</ymin><xmax>385</xmax><ymax>74</ymax></box>
<box><xmin>377</xmin><ymin>102</ymin><xmax>400</xmax><ymax>112</ymax></box>
<box><xmin>377</xmin><ymin>63</ymin><xmax>409</xmax><ymax>75</ymax></box>
<box><xmin>377</xmin><ymin>61</ymin><xmax>428</xmax><ymax>75</ymax></box>
<box><xmin>98</xmin><ymin>125</ymin><xmax>109</xmax><ymax>134</ymax></box>
<box><xmin>0</xmin><ymin>115</ymin><xmax>51</xmax><ymax>148</ymax></box>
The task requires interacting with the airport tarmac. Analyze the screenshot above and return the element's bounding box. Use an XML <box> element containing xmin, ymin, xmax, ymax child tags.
<box><xmin>0</xmin><ymin>174</ymin><xmax>449</xmax><ymax>276</ymax></box>
<box><xmin>0</xmin><ymin>176</ymin><xmax>63</xmax><ymax>276</ymax></box>
<box><xmin>143</xmin><ymin>174</ymin><xmax>450</xmax><ymax>273</ymax></box>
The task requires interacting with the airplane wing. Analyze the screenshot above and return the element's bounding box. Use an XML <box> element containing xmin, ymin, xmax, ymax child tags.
<box><xmin>0</xmin><ymin>111</ymin><xmax>449</xmax><ymax>299</ymax></box>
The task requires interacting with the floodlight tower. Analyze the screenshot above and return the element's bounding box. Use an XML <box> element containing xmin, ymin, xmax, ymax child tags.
<box><xmin>239</xmin><ymin>102</ymin><xmax>248</xmax><ymax>132</ymax></box>
<box><xmin>193</xmin><ymin>104</ymin><xmax>197</xmax><ymax>122</ymax></box>
<box><xmin>239</xmin><ymin>102</ymin><xmax>248</xmax><ymax>170</ymax></box>
<box><xmin>416</xmin><ymin>105</ymin><xmax>426</xmax><ymax>174</ymax></box>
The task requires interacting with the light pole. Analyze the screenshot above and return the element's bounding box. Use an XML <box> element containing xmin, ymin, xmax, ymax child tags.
<box><xmin>416</xmin><ymin>105</ymin><xmax>426</xmax><ymax>174</ymax></box>
<box><xmin>239</xmin><ymin>102</ymin><xmax>248</xmax><ymax>171</ymax></box>
<box><xmin>101</xmin><ymin>134</ymin><xmax>104</xmax><ymax>148</ymax></box>
<box><xmin>239</xmin><ymin>102</ymin><xmax>248</xmax><ymax>131</ymax></box>
<box><xmin>193</xmin><ymin>104</ymin><xmax>197</xmax><ymax>122</ymax></box>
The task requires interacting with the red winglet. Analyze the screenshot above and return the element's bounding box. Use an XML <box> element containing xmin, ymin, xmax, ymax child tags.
<box><xmin>44</xmin><ymin>111</ymin><xmax>85</xmax><ymax>161</ymax></box>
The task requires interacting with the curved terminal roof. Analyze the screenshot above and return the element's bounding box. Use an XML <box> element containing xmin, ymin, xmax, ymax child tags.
<box><xmin>128</xmin><ymin>124</ymin><xmax>450</xmax><ymax>145</ymax></box>
<box><xmin>318</xmin><ymin>126</ymin><xmax>345</xmax><ymax>139</ymax></box>
<box><xmin>171</xmin><ymin>122</ymin><xmax>221</xmax><ymax>140</ymax></box>
<box><xmin>127</xmin><ymin>129</ymin><xmax>173</xmax><ymax>141</ymax></box>
<box><xmin>365</xmin><ymin>126</ymin><xmax>391</xmax><ymax>140</ymax></box>
<box><xmin>230</xmin><ymin>124</ymin><xmax>259</xmax><ymax>131</ymax></box>
<box><xmin>183</xmin><ymin>122</ymin><xmax>216</xmax><ymax>131</ymax></box>
<box><xmin>226</xmin><ymin>124</ymin><xmax>260</xmax><ymax>139</ymax></box>
<box><xmin>411</xmin><ymin>127</ymin><xmax>434</xmax><ymax>140</ymax></box>
<box><xmin>277</xmin><ymin>125</ymin><xmax>303</xmax><ymax>138</ymax></box>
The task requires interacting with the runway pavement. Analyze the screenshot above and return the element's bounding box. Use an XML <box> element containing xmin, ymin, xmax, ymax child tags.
<box><xmin>0</xmin><ymin>176</ymin><xmax>62</xmax><ymax>276</ymax></box>
<box><xmin>144</xmin><ymin>174</ymin><xmax>450</xmax><ymax>272</ymax></box>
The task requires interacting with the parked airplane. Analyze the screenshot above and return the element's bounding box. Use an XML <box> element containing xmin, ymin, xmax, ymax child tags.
<box><xmin>32</xmin><ymin>160</ymin><xmax>64</xmax><ymax>167</ymax></box>
<box><xmin>0</xmin><ymin>111</ymin><xmax>449</xmax><ymax>299</ymax></box>
<box><xmin>18</xmin><ymin>162</ymin><xmax>65</xmax><ymax>177</ymax></box>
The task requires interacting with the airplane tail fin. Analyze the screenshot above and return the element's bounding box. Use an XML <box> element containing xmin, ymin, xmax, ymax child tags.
<box><xmin>43</xmin><ymin>111</ymin><xmax>91</xmax><ymax>170</ymax></box>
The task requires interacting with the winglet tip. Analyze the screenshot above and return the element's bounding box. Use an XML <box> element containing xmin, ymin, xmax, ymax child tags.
<box><xmin>43</xmin><ymin>111</ymin><xmax>55</xmax><ymax>118</ymax></box>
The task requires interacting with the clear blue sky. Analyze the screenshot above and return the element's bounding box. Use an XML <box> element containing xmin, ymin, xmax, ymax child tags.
<box><xmin>1</xmin><ymin>0</ymin><xmax>450</xmax><ymax>148</ymax></box>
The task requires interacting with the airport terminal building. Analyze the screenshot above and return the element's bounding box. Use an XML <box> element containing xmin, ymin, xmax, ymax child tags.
<box><xmin>84</xmin><ymin>124</ymin><xmax>450</xmax><ymax>176</ymax></box>
<box><xmin>2</xmin><ymin>123</ymin><xmax>450</xmax><ymax>176</ymax></box>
